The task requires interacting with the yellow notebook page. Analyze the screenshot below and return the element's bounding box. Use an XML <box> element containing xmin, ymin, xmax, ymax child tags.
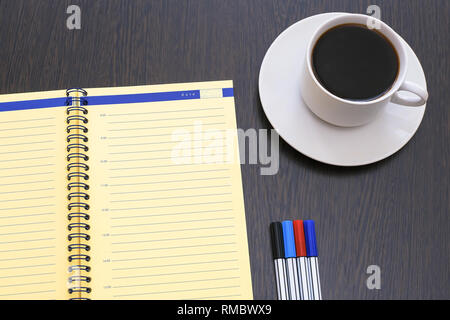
<box><xmin>87</xmin><ymin>81</ymin><xmax>253</xmax><ymax>299</ymax></box>
<box><xmin>0</xmin><ymin>90</ymin><xmax>69</xmax><ymax>299</ymax></box>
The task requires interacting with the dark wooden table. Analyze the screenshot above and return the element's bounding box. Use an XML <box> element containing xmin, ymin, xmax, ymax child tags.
<box><xmin>1</xmin><ymin>0</ymin><xmax>448</xmax><ymax>299</ymax></box>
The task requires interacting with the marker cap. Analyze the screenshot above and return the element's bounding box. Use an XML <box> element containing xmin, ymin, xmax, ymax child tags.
<box><xmin>270</xmin><ymin>222</ymin><xmax>285</xmax><ymax>259</ymax></box>
<box><xmin>281</xmin><ymin>220</ymin><xmax>296</xmax><ymax>258</ymax></box>
<box><xmin>293</xmin><ymin>220</ymin><xmax>307</xmax><ymax>257</ymax></box>
<box><xmin>303</xmin><ymin>220</ymin><xmax>318</xmax><ymax>257</ymax></box>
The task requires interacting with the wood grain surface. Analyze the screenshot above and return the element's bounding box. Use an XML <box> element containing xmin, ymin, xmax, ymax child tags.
<box><xmin>0</xmin><ymin>0</ymin><xmax>448</xmax><ymax>299</ymax></box>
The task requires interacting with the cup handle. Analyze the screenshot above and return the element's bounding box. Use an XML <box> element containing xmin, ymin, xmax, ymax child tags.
<box><xmin>391</xmin><ymin>81</ymin><xmax>428</xmax><ymax>106</ymax></box>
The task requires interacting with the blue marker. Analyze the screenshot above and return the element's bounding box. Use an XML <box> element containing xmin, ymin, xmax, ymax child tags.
<box><xmin>303</xmin><ymin>220</ymin><xmax>322</xmax><ymax>300</ymax></box>
<box><xmin>282</xmin><ymin>221</ymin><xmax>301</xmax><ymax>300</ymax></box>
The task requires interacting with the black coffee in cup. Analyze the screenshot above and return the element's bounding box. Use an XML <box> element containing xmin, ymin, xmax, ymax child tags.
<box><xmin>312</xmin><ymin>23</ymin><xmax>399</xmax><ymax>101</ymax></box>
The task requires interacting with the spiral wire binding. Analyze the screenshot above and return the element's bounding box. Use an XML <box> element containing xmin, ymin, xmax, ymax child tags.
<box><xmin>66</xmin><ymin>88</ymin><xmax>91</xmax><ymax>299</ymax></box>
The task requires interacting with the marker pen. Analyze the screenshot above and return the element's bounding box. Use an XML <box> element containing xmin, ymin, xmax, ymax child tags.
<box><xmin>293</xmin><ymin>220</ymin><xmax>311</xmax><ymax>300</ymax></box>
<box><xmin>282</xmin><ymin>220</ymin><xmax>301</xmax><ymax>300</ymax></box>
<box><xmin>270</xmin><ymin>222</ymin><xmax>288</xmax><ymax>300</ymax></box>
<box><xmin>303</xmin><ymin>220</ymin><xmax>322</xmax><ymax>300</ymax></box>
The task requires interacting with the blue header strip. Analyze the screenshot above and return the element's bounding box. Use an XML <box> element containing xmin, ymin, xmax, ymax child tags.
<box><xmin>0</xmin><ymin>88</ymin><xmax>234</xmax><ymax>112</ymax></box>
<box><xmin>85</xmin><ymin>90</ymin><xmax>201</xmax><ymax>106</ymax></box>
<box><xmin>0</xmin><ymin>97</ymin><xmax>69</xmax><ymax>113</ymax></box>
<box><xmin>222</xmin><ymin>88</ymin><xmax>234</xmax><ymax>97</ymax></box>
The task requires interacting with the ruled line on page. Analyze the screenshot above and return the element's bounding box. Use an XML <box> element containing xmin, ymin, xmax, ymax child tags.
<box><xmin>111</xmin><ymin>276</ymin><xmax>239</xmax><ymax>289</ymax></box>
<box><xmin>0</xmin><ymin>263</ymin><xmax>55</xmax><ymax>270</ymax></box>
<box><xmin>0</xmin><ymin>180</ymin><xmax>54</xmax><ymax>187</ymax></box>
<box><xmin>108</xmin><ymin>145</ymin><xmax>226</xmax><ymax>155</ymax></box>
<box><xmin>111</xmin><ymin>234</ymin><xmax>236</xmax><ymax>245</ymax></box>
<box><xmin>0</xmin><ymin>246</ymin><xmax>56</xmax><ymax>254</ymax></box>
<box><xmin>0</xmin><ymin>212</ymin><xmax>56</xmax><ymax>220</ymax></box>
<box><xmin>0</xmin><ymin>164</ymin><xmax>55</xmax><ymax>171</ymax></box>
<box><xmin>0</xmin><ymin>132</ymin><xmax>56</xmax><ymax>139</ymax></box>
<box><xmin>107</xmin><ymin>114</ymin><xmax>225</xmax><ymax>125</ymax></box>
<box><xmin>109</xmin><ymin>192</ymin><xmax>232</xmax><ymax>203</ymax></box>
<box><xmin>111</xmin><ymin>259</ymin><xmax>239</xmax><ymax>271</ymax></box>
<box><xmin>111</xmin><ymin>242</ymin><xmax>236</xmax><ymax>254</ymax></box>
<box><xmin>112</xmin><ymin>285</ymin><xmax>240</xmax><ymax>298</ymax></box>
<box><xmin>108</xmin><ymin>163</ymin><xmax>200</xmax><ymax>171</ymax></box>
<box><xmin>108</xmin><ymin>185</ymin><xmax>231</xmax><ymax>195</ymax></box>
<box><xmin>105</xmin><ymin>106</ymin><xmax>224</xmax><ymax>117</ymax></box>
<box><xmin>1</xmin><ymin>124</ymin><xmax>56</xmax><ymax>131</ymax></box>
<box><xmin>0</xmin><ymin>228</ymin><xmax>55</xmax><ymax>237</ymax></box>
<box><xmin>111</xmin><ymin>267</ymin><xmax>239</xmax><ymax>280</ymax></box>
<box><xmin>110</xmin><ymin>217</ymin><xmax>234</xmax><ymax>228</ymax></box>
<box><xmin>107</xmin><ymin>122</ymin><xmax>226</xmax><ymax>132</ymax></box>
<box><xmin>0</xmin><ymin>254</ymin><xmax>56</xmax><ymax>262</ymax></box>
<box><xmin>109</xmin><ymin>200</ymin><xmax>232</xmax><ymax>212</ymax></box>
<box><xmin>0</xmin><ymin>238</ymin><xmax>56</xmax><ymax>245</ymax></box>
<box><xmin>0</xmin><ymin>117</ymin><xmax>55</xmax><ymax>124</ymax></box>
<box><xmin>108</xmin><ymin>137</ymin><xmax>226</xmax><ymax>148</ymax></box>
<box><xmin>0</xmin><ymin>195</ymin><xmax>55</xmax><ymax>202</ymax></box>
<box><xmin>0</xmin><ymin>188</ymin><xmax>55</xmax><ymax>195</ymax></box>
<box><xmin>0</xmin><ymin>148</ymin><xmax>55</xmax><ymax>155</ymax></box>
<box><xmin>107</xmin><ymin>129</ymin><xmax>226</xmax><ymax>140</ymax></box>
<box><xmin>110</xmin><ymin>209</ymin><xmax>233</xmax><ymax>220</ymax></box>
<box><xmin>0</xmin><ymin>290</ymin><xmax>56</xmax><ymax>297</ymax></box>
<box><xmin>110</xmin><ymin>225</ymin><xmax>234</xmax><ymax>237</ymax></box>
<box><xmin>0</xmin><ymin>156</ymin><xmax>56</xmax><ymax>163</ymax></box>
<box><xmin>112</xmin><ymin>251</ymin><xmax>238</xmax><ymax>263</ymax></box>
<box><xmin>0</xmin><ymin>221</ymin><xmax>55</xmax><ymax>228</ymax></box>
<box><xmin>0</xmin><ymin>280</ymin><xmax>56</xmax><ymax>288</ymax></box>
<box><xmin>0</xmin><ymin>173</ymin><xmax>54</xmax><ymax>180</ymax></box>
<box><xmin>108</xmin><ymin>176</ymin><xmax>230</xmax><ymax>187</ymax></box>
<box><xmin>108</xmin><ymin>169</ymin><xmax>229</xmax><ymax>179</ymax></box>
<box><xmin>0</xmin><ymin>204</ymin><xmax>54</xmax><ymax>211</ymax></box>
<box><xmin>0</xmin><ymin>272</ymin><xmax>54</xmax><ymax>279</ymax></box>
<box><xmin>0</xmin><ymin>140</ymin><xmax>55</xmax><ymax>147</ymax></box>
<box><xmin>107</xmin><ymin>152</ymin><xmax>228</xmax><ymax>163</ymax></box>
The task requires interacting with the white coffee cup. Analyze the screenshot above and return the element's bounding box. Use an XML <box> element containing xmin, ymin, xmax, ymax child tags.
<box><xmin>300</xmin><ymin>13</ymin><xmax>428</xmax><ymax>127</ymax></box>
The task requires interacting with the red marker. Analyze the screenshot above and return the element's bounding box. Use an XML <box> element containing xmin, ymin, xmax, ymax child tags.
<box><xmin>293</xmin><ymin>220</ymin><xmax>311</xmax><ymax>300</ymax></box>
<box><xmin>293</xmin><ymin>220</ymin><xmax>307</xmax><ymax>257</ymax></box>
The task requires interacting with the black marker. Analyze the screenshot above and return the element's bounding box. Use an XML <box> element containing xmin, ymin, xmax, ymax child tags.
<box><xmin>270</xmin><ymin>222</ymin><xmax>289</xmax><ymax>300</ymax></box>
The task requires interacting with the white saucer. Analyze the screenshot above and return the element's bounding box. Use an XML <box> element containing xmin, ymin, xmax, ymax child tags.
<box><xmin>259</xmin><ymin>12</ymin><xmax>427</xmax><ymax>166</ymax></box>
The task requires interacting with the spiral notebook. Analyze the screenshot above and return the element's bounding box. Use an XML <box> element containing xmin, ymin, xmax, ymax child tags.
<box><xmin>0</xmin><ymin>80</ymin><xmax>253</xmax><ymax>300</ymax></box>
